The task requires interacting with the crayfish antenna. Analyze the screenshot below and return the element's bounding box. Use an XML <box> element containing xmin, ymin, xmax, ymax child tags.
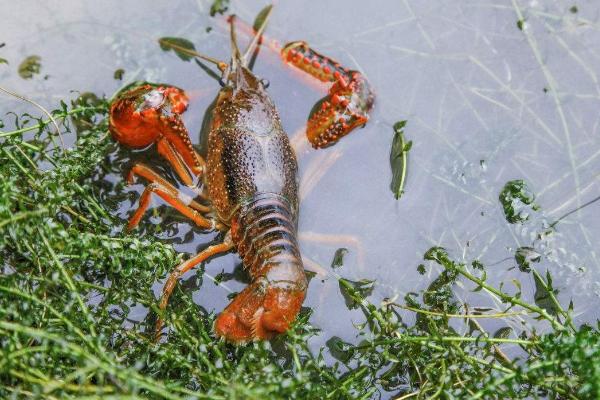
<box><xmin>228</xmin><ymin>15</ymin><xmax>244</xmax><ymax>71</ymax></box>
<box><xmin>241</xmin><ymin>5</ymin><xmax>273</xmax><ymax>67</ymax></box>
<box><xmin>158</xmin><ymin>37</ymin><xmax>227</xmax><ymax>74</ymax></box>
<box><xmin>227</xmin><ymin>5</ymin><xmax>273</xmax><ymax>71</ymax></box>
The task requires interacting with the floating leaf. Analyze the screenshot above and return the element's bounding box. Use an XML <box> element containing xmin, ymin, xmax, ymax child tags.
<box><xmin>113</xmin><ymin>68</ymin><xmax>125</xmax><ymax>80</ymax></box>
<box><xmin>326</xmin><ymin>336</ymin><xmax>353</xmax><ymax>363</ymax></box>
<box><xmin>471</xmin><ymin>275</ymin><xmax>486</xmax><ymax>292</ymax></box>
<box><xmin>213</xmin><ymin>269</ymin><xmax>226</xmax><ymax>285</ymax></box>
<box><xmin>494</xmin><ymin>327</ymin><xmax>513</xmax><ymax>339</ymax></box>
<box><xmin>515</xmin><ymin>246</ymin><xmax>541</xmax><ymax>272</ymax></box>
<box><xmin>339</xmin><ymin>278</ymin><xmax>375</xmax><ymax>309</ymax></box>
<box><xmin>511</xmin><ymin>279</ymin><xmax>522</xmax><ymax>297</ymax></box>
<box><xmin>330</xmin><ymin>248</ymin><xmax>348</xmax><ymax>269</ymax></box>
<box><xmin>568</xmin><ymin>299</ymin><xmax>574</xmax><ymax>313</ymax></box>
<box><xmin>304</xmin><ymin>270</ymin><xmax>317</xmax><ymax>284</ymax></box>
<box><xmin>468</xmin><ymin>319</ymin><xmax>480</xmax><ymax>334</ymax></box>
<box><xmin>389</xmin><ymin>120</ymin><xmax>411</xmax><ymax>200</ymax></box>
<box><xmin>534</xmin><ymin>271</ymin><xmax>559</xmax><ymax>316</ymax></box>
<box><xmin>0</xmin><ymin>58</ymin><xmax>7</xmax><ymax>65</ymax></box>
<box><xmin>424</xmin><ymin>246</ymin><xmax>452</xmax><ymax>267</ymax></box>
<box><xmin>498</xmin><ymin>179</ymin><xmax>540</xmax><ymax>224</ymax></box>
<box><xmin>71</xmin><ymin>92</ymin><xmax>103</xmax><ymax>133</ymax></box>
<box><xmin>159</xmin><ymin>37</ymin><xmax>196</xmax><ymax>62</ymax></box>
<box><xmin>421</xmin><ymin>247</ymin><xmax>464</xmax><ymax>317</ymax></box>
<box><xmin>227</xmin><ymin>291</ymin><xmax>238</xmax><ymax>300</ymax></box>
<box><xmin>210</xmin><ymin>0</ymin><xmax>230</xmax><ymax>16</ymax></box>
<box><xmin>546</xmin><ymin>270</ymin><xmax>553</xmax><ymax>287</ymax></box>
<box><xmin>423</xmin><ymin>269</ymin><xmax>459</xmax><ymax>313</ymax></box>
<box><xmin>472</xmin><ymin>260</ymin><xmax>484</xmax><ymax>270</ymax></box>
<box><xmin>253</xmin><ymin>5</ymin><xmax>273</xmax><ymax>32</ymax></box>
<box><xmin>517</xmin><ymin>19</ymin><xmax>525</xmax><ymax>30</ymax></box>
<box><xmin>18</xmin><ymin>55</ymin><xmax>41</xmax><ymax>79</ymax></box>
<box><xmin>570</xmin><ymin>5</ymin><xmax>578</xmax><ymax>13</ymax></box>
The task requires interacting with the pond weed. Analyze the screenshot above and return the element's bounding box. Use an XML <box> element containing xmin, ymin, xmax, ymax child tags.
<box><xmin>0</xmin><ymin>95</ymin><xmax>598</xmax><ymax>399</ymax></box>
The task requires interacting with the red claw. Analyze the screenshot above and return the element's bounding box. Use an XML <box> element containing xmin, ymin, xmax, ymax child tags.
<box><xmin>281</xmin><ymin>41</ymin><xmax>374</xmax><ymax>148</ymax></box>
<box><xmin>109</xmin><ymin>84</ymin><xmax>203</xmax><ymax>177</ymax></box>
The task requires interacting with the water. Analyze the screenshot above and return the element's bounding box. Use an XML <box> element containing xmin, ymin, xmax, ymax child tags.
<box><xmin>2</xmin><ymin>0</ymin><xmax>600</xmax><ymax>372</ymax></box>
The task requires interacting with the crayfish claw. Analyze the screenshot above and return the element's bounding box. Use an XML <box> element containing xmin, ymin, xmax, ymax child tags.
<box><xmin>281</xmin><ymin>41</ymin><xmax>375</xmax><ymax>148</ymax></box>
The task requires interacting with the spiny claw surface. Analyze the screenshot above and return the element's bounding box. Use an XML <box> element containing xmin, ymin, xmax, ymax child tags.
<box><xmin>108</xmin><ymin>84</ymin><xmax>202</xmax><ymax>174</ymax></box>
<box><xmin>281</xmin><ymin>41</ymin><xmax>375</xmax><ymax>148</ymax></box>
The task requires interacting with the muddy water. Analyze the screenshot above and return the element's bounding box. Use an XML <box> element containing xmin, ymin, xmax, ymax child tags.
<box><xmin>2</xmin><ymin>0</ymin><xmax>599</xmax><ymax>365</ymax></box>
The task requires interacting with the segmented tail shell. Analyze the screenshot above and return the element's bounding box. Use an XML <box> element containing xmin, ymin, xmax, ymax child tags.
<box><xmin>282</xmin><ymin>41</ymin><xmax>375</xmax><ymax>148</ymax></box>
<box><xmin>214</xmin><ymin>193</ymin><xmax>307</xmax><ymax>342</ymax></box>
<box><xmin>232</xmin><ymin>194</ymin><xmax>305</xmax><ymax>290</ymax></box>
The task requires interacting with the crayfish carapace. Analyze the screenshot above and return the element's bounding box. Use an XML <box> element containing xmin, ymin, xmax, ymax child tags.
<box><xmin>108</xmin><ymin>6</ymin><xmax>373</xmax><ymax>343</ymax></box>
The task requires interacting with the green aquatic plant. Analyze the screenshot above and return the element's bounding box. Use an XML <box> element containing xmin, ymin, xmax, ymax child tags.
<box><xmin>0</xmin><ymin>42</ymin><xmax>7</xmax><ymax>65</ymax></box>
<box><xmin>498</xmin><ymin>179</ymin><xmax>540</xmax><ymax>224</ymax></box>
<box><xmin>0</xmin><ymin>97</ymin><xmax>598</xmax><ymax>399</ymax></box>
<box><xmin>18</xmin><ymin>55</ymin><xmax>42</xmax><ymax>79</ymax></box>
<box><xmin>113</xmin><ymin>68</ymin><xmax>125</xmax><ymax>80</ymax></box>
<box><xmin>389</xmin><ymin>120</ymin><xmax>411</xmax><ymax>200</ymax></box>
<box><xmin>17</xmin><ymin>55</ymin><xmax>42</xmax><ymax>80</ymax></box>
<box><xmin>158</xmin><ymin>37</ymin><xmax>198</xmax><ymax>62</ymax></box>
<box><xmin>330</xmin><ymin>247</ymin><xmax>348</xmax><ymax>269</ymax></box>
<box><xmin>209</xmin><ymin>0</ymin><xmax>230</xmax><ymax>17</ymax></box>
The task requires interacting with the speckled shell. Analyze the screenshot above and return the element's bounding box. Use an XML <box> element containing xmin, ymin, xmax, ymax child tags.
<box><xmin>281</xmin><ymin>41</ymin><xmax>375</xmax><ymax>148</ymax></box>
<box><xmin>206</xmin><ymin>66</ymin><xmax>307</xmax><ymax>343</ymax></box>
<box><xmin>205</xmin><ymin>66</ymin><xmax>299</xmax><ymax>223</ymax></box>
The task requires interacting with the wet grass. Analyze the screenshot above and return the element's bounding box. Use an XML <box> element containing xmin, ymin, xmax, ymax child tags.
<box><xmin>0</xmin><ymin>97</ymin><xmax>599</xmax><ymax>399</ymax></box>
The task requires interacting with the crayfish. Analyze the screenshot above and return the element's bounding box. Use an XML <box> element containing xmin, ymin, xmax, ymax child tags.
<box><xmin>108</xmin><ymin>6</ymin><xmax>373</xmax><ymax>343</ymax></box>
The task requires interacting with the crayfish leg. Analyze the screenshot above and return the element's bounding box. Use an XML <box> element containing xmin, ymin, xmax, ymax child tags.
<box><xmin>125</xmin><ymin>163</ymin><xmax>213</xmax><ymax>231</ymax></box>
<box><xmin>158</xmin><ymin>114</ymin><xmax>205</xmax><ymax>180</ymax></box>
<box><xmin>127</xmin><ymin>163</ymin><xmax>210</xmax><ymax>209</ymax></box>
<box><xmin>281</xmin><ymin>41</ymin><xmax>349</xmax><ymax>84</ymax></box>
<box><xmin>156</xmin><ymin>136</ymin><xmax>204</xmax><ymax>187</ymax></box>
<box><xmin>155</xmin><ymin>237</ymin><xmax>234</xmax><ymax>341</ymax></box>
<box><xmin>127</xmin><ymin>182</ymin><xmax>214</xmax><ymax>231</ymax></box>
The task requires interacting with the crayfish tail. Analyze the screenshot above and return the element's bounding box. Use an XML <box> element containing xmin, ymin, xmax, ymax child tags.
<box><xmin>214</xmin><ymin>193</ymin><xmax>307</xmax><ymax>343</ymax></box>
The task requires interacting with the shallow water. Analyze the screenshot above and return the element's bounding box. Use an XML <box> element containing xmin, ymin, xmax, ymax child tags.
<box><xmin>2</xmin><ymin>0</ymin><xmax>600</xmax><ymax>379</ymax></box>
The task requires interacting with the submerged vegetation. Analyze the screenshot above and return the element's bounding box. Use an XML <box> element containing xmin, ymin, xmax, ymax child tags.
<box><xmin>389</xmin><ymin>121</ymin><xmax>411</xmax><ymax>200</ymax></box>
<box><xmin>0</xmin><ymin>97</ymin><xmax>598</xmax><ymax>399</ymax></box>
<box><xmin>17</xmin><ymin>55</ymin><xmax>42</xmax><ymax>80</ymax></box>
<box><xmin>499</xmin><ymin>179</ymin><xmax>540</xmax><ymax>224</ymax></box>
